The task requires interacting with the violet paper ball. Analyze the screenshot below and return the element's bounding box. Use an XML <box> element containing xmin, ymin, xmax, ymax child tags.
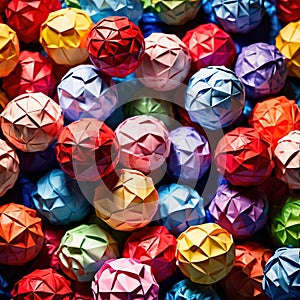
<box><xmin>235</xmin><ymin>43</ymin><xmax>287</xmax><ymax>100</ymax></box>
<box><xmin>57</xmin><ymin>64</ymin><xmax>118</xmax><ymax>123</ymax></box>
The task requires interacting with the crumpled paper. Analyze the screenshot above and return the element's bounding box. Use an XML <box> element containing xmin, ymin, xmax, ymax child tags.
<box><xmin>221</xmin><ymin>242</ymin><xmax>273</xmax><ymax>300</ymax></box>
<box><xmin>87</xmin><ymin>16</ymin><xmax>145</xmax><ymax>78</ymax></box>
<box><xmin>122</xmin><ymin>226</ymin><xmax>177</xmax><ymax>282</ymax></box>
<box><xmin>1</xmin><ymin>92</ymin><xmax>64</xmax><ymax>152</ymax></box>
<box><xmin>2</xmin><ymin>51</ymin><xmax>57</xmax><ymax>100</ymax></box>
<box><xmin>263</xmin><ymin>247</ymin><xmax>300</xmax><ymax>299</ymax></box>
<box><xmin>56</xmin><ymin>224</ymin><xmax>119</xmax><ymax>282</ymax></box>
<box><xmin>276</xmin><ymin>0</ymin><xmax>300</xmax><ymax>23</ymax></box>
<box><xmin>40</xmin><ymin>8</ymin><xmax>93</xmax><ymax>66</ymax></box>
<box><xmin>176</xmin><ymin>223</ymin><xmax>235</xmax><ymax>284</ymax></box>
<box><xmin>185</xmin><ymin>66</ymin><xmax>245</xmax><ymax>130</ymax></box>
<box><xmin>55</xmin><ymin>118</ymin><xmax>120</xmax><ymax>181</ymax></box>
<box><xmin>214</xmin><ymin>127</ymin><xmax>274</xmax><ymax>186</ymax></box>
<box><xmin>135</xmin><ymin>33</ymin><xmax>191</xmax><ymax>91</ymax></box>
<box><xmin>11</xmin><ymin>268</ymin><xmax>73</xmax><ymax>299</ymax></box>
<box><xmin>235</xmin><ymin>42</ymin><xmax>287</xmax><ymax>99</ymax></box>
<box><xmin>58</xmin><ymin>64</ymin><xmax>118</xmax><ymax>122</ymax></box>
<box><xmin>208</xmin><ymin>184</ymin><xmax>268</xmax><ymax>239</ymax></box>
<box><xmin>5</xmin><ymin>0</ymin><xmax>61</xmax><ymax>43</ymax></box>
<box><xmin>182</xmin><ymin>23</ymin><xmax>236</xmax><ymax>72</ymax></box>
<box><xmin>0</xmin><ymin>23</ymin><xmax>19</xmax><ymax>78</ymax></box>
<box><xmin>212</xmin><ymin>0</ymin><xmax>265</xmax><ymax>34</ymax></box>
<box><xmin>115</xmin><ymin>115</ymin><xmax>170</xmax><ymax>174</ymax></box>
<box><xmin>0</xmin><ymin>203</ymin><xmax>44</xmax><ymax>266</ymax></box>
<box><xmin>94</xmin><ymin>169</ymin><xmax>159</xmax><ymax>231</ymax></box>
<box><xmin>248</xmin><ymin>96</ymin><xmax>300</xmax><ymax>148</ymax></box>
<box><xmin>0</xmin><ymin>89</ymin><xmax>9</xmax><ymax>113</ymax></box>
<box><xmin>92</xmin><ymin>258</ymin><xmax>159</xmax><ymax>299</ymax></box>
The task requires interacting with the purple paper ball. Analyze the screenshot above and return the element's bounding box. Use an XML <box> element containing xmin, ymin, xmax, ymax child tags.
<box><xmin>208</xmin><ymin>184</ymin><xmax>268</xmax><ymax>239</ymax></box>
<box><xmin>235</xmin><ymin>43</ymin><xmax>287</xmax><ymax>100</ymax></box>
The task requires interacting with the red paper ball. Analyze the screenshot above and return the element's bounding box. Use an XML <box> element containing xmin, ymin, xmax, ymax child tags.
<box><xmin>11</xmin><ymin>268</ymin><xmax>73</xmax><ymax>299</ymax></box>
<box><xmin>2</xmin><ymin>51</ymin><xmax>57</xmax><ymax>100</ymax></box>
<box><xmin>55</xmin><ymin>118</ymin><xmax>119</xmax><ymax>181</ymax></box>
<box><xmin>5</xmin><ymin>0</ymin><xmax>61</xmax><ymax>43</ymax></box>
<box><xmin>182</xmin><ymin>23</ymin><xmax>236</xmax><ymax>72</ymax></box>
<box><xmin>215</xmin><ymin>127</ymin><xmax>274</xmax><ymax>186</ymax></box>
<box><xmin>0</xmin><ymin>0</ymin><xmax>9</xmax><ymax>13</ymax></box>
<box><xmin>87</xmin><ymin>16</ymin><xmax>145</xmax><ymax>78</ymax></box>
<box><xmin>123</xmin><ymin>226</ymin><xmax>177</xmax><ymax>283</ymax></box>
<box><xmin>276</xmin><ymin>0</ymin><xmax>300</xmax><ymax>23</ymax></box>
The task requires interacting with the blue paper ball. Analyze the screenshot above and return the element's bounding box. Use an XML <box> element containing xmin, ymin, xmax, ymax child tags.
<box><xmin>139</xmin><ymin>12</ymin><xmax>163</xmax><ymax>38</ymax></box>
<box><xmin>263</xmin><ymin>247</ymin><xmax>300</xmax><ymax>300</ymax></box>
<box><xmin>31</xmin><ymin>169</ymin><xmax>91</xmax><ymax>225</ymax></box>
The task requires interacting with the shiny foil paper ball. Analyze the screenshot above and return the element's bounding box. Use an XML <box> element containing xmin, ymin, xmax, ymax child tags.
<box><xmin>154</xmin><ymin>183</ymin><xmax>206</xmax><ymax>236</ymax></box>
<box><xmin>55</xmin><ymin>118</ymin><xmax>119</xmax><ymax>181</ymax></box>
<box><xmin>122</xmin><ymin>226</ymin><xmax>177</xmax><ymax>283</ymax></box>
<box><xmin>221</xmin><ymin>242</ymin><xmax>273</xmax><ymax>300</ymax></box>
<box><xmin>208</xmin><ymin>184</ymin><xmax>268</xmax><ymax>239</ymax></box>
<box><xmin>185</xmin><ymin>66</ymin><xmax>245</xmax><ymax>130</ymax></box>
<box><xmin>2</xmin><ymin>51</ymin><xmax>57</xmax><ymax>100</ymax></box>
<box><xmin>212</xmin><ymin>0</ymin><xmax>265</xmax><ymax>34</ymax></box>
<box><xmin>235</xmin><ymin>42</ymin><xmax>287</xmax><ymax>100</ymax></box>
<box><xmin>176</xmin><ymin>223</ymin><xmax>235</xmax><ymax>284</ymax></box>
<box><xmin>11</xmin><ymin>268</ymin><xmax>73</xmax><ymax>300</ymax></box>
<box><xmin>115</xmin><ymin>115</ymin><xmax>170</xmax><ymax>174</ymax></box>
<box><xmin>87</xmin><ymin>16</ymin><xmax>145</xmax><ymax>78</ymax></box>
<box><xmin>56</xmin><ymin>224</ymin><xmax>119</xmax><ymax>282</ymax></box>
<box><xmin>92</xmin><ymin>258</ymin><xmax>159</xmax><ymax>299</ymax></box>
<box><xmin>5</xmin><ymin>0</ymin><xmax>61</xmax><ymax>44</ymax></box>
<box><xmin>274</xmin><ymin>130</ymin><xmax>300</xmax><ymax>190</ymax></box>
<box><xmin>94</xmin><ymin>169</ymin><xmax>159</xmax><ymax>231</ymax></box>
<box><xmin>263</xmin><ymin>247</ymin><xmax>300</xmax><ymax>299</ymax></box>
<box><xmin>0</xmin><ymin>23</ymin><xmax>19</xmax><ymax>78</ymax></box>
<box><xmin>135</xmin><ymin>33</ymin><xmax>191</xmax><ymax>91</ymax></box>
<box><xmin>276</xmin><ymin>0</ymin><xmax>300</xmax><ymax>23</ymax></box>
<box><xmin>40</xmin><ymin>8</ymin><xmax>93</xmax><ymax>66</ymax></box>
<box><xmin>31</xmin><ymin>169</ymin><xmax>91</xmax><ymax>225</ymax></box>
<box><xmin>0</xmin><ymin>203</ymin><xmax>44</xmax><ymax>266</ymax></box>
<box><xmin>248</xmin><ymin>96</ymin><xmax>300</xmax><ymax>148</ymax></box>
<box><xmin>1</xmin><ymin>92</ymin><xmax>64</xmax><ymax>152</ymax></box>
<box><xmin>182</xmin><ymin>23</ymin><xmax>236</xmax><ymax>72</ymax></box>
<box><xmin>214</xmin><ymin>127</ymin><xmax>274</xmax><ymax>186</ymax></box>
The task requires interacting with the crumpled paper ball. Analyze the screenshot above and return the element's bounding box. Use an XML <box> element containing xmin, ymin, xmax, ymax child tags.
<box><xmin>263</xmin><ymin>247</ymin><xmax>300</xmax><ymax>299</ymax></box>
<box><xmin>212</xmin><ymin>0</ymin><xmax>265</xmax><ymax>34</ymax></box>
<box><xmin>221</xmin><ymin>242</ymin><xmax>273</xmax><ymax>300</ymax></box>
<box><xmin>115</xmin><ymin>115</ymin><xmax>170</xmax><ymax>174</ymax></box>
<box><xmin>135</xmin><ymin>33</ymin><xmax>191</xmax><ymax>91</ymax></box>
<box><xmin>235</xmin><ymin>42</ymin><xmax>287</xmax><ymax>99</ymax></box>
<box><xmin>1</xmin><ymin>92</ymin><xmax>64</xmax><ymax>152</ymax></box>
<box><xmin>276</xmin><ymin>0</ymin><xmax>300</xmax><ymax>23</ymax></box>
<box><xmin>56</xmin><ymin>224</ymin><xmax>119</xmax><ymax>282</ymax></box>
<box><xmin>31</xmin><ymin>169</ymin><xmax>91</xmax><ymax>225</ymax></box>
<box><xmin>11</xmin><ymin>268</ymin><xmax>73</xmax><ymax>300</ymax></box>
<box><xmin>58</xmin><ymin>64</ymin><xmax>118</xmax><ymax>122</ymax></box>
<box><xmin>274</xmin><ymin>130</ymin><xmax>300</xmax><ymax>190</ymax></box>
<box><xmin>182</xmin><ymin>23</ymin><xmax>236</xmax><ymax>72</ymax></box>
<box><xmin>0</xmin><ymin>203</ymin><xmax>44</xmax><ymax>266</ymax></box>
<box><xmin>55</xmin><ymin>118</ymin><xmax>119</xmax><ymax>181</ymax></box>
<box><xmin>208</xmin><ymin>184</ymin><xmax>268</xmax><ymax>239</ymax></box>
<box><xmin>92</xmin><ymin>258</ymin><xmax>159</xmax><ymax>299</ymax></box>
<box><xmin>248</xmin><ymin>96</ymin><xmax>300</xmax><ymax>148</ymax></box>
<box><xmin>165</xmin><ymin>279</ymin><xmax>221</xmax><ymax>300</ymax></box>
<box><xmin>94</xmin><ymin>169</ymin><xmax>159</xmax><ymax>231</ymax></box>
<box><xmin>167</xmin><ymin>126</ymin><xmax>211</xmax><ymax>183</ymax></box>
<box><xmin>87</xmin><ymin>16</ymin><xmax>145</xmax><ymax>78</ymax></box>
<box><xmin>276</xmin><ymin>20</ymin><xmax>300</xmax><ymax>78</ymax></box>
<box><xmin>185</xmin><ymin>66</ymin><xmax>245</xmax><ymax>130</ymax></box>
<box><xmin>5</xmin><ymin>0</ymin><xmax>61</xmax><ymax>44</ymax></box>
<box><xmin>176</xmin><ymin>223</ymin><xmax>235</xmax><ymax>284</ymax></box>
<box><xmin>40</xmin><ymin>8</ymin><xmax>93</xmax><ymax>66</ymax></box>
<box><xmin>0</xmin><ymin>23</ymin><xmax>19</xmax><ymax>78</ymax></box>
<box><xmin>154</xmin><ymin>183</ymin><xmax>206</xmax><ymax>236</ymax></box>
<box><xmin>214</xmin><ymin>127</ymin><xmax>274</xmax><ymax>186</ymax></box>
<box><xmin>2</xmin><ymin>51</ymin><xmax>57</xmax><ymax>100</ymax></box>
<box><xmin>122</xmin><ymin>226</ymin><xmax>177</xmax><ymax>283</ymax></box>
